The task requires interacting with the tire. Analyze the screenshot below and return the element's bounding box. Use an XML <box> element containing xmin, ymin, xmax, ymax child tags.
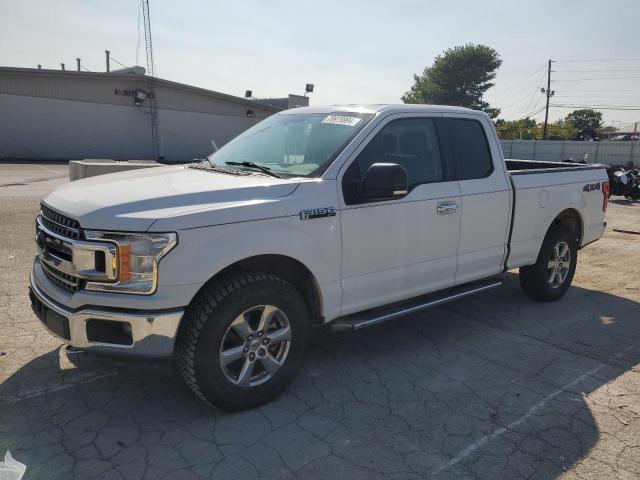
<box><xmin>519</xmin><ymin>226</ymin><xmax>578</xmax><ymax>302</ymax></box>
<box><xmin>176</xmin><ymin>272</ymin><xmax>310</xmax><ymax>411</ymax></box>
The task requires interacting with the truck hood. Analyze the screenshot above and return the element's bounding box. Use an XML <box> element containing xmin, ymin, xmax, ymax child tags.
<box><xmin>43</xmin><ymin>165</ymin><xmax>301</xmax><ymax>231</ymax></box>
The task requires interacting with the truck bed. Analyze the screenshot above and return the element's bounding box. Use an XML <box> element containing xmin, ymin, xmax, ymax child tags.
<box><xmin>505</xmin><ymin>160</ymin><xmax>608</xmax><ymax>271</ymax></box>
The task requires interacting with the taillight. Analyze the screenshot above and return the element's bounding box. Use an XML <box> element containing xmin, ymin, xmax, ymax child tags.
<box><xmin>602</xmin><ymin>181</ymin><xmax>610</xmax><ymax>211</ymax></box>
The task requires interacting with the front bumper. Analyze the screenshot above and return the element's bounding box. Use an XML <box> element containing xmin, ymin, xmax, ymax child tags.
<box><xmin>29</xmin><ymin>274</ymin><xmax>184</xmax><ymax>358</ymax></box>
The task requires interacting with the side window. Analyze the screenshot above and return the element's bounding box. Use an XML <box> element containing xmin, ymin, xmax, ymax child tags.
<box><xmin>446</xmin><ymin>118</ymin><xmax>493</xmax><ymax>180</ymax></box>
<box><xmin>343</xmin><ymin>118</ymin><xmax>445</xmax><ymax>203</ymax></box>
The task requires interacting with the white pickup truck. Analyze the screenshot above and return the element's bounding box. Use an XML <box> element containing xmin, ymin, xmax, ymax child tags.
<box><xmin>30</xmin><ymin>105</ymin><xmax>609</xmax><ymax>410</ymax></box>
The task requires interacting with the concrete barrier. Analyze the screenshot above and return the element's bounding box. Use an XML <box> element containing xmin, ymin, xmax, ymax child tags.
<box><xmin>69</xmin><ymin>159</ymin><xmax>164</xmax><ymax>181</ymax></box>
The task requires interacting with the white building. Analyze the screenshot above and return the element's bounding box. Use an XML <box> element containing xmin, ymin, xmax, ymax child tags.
<box><xmin>0</xmin><ymin>66</ymin><xmax>307</xmax><ymax>162</ymax></box>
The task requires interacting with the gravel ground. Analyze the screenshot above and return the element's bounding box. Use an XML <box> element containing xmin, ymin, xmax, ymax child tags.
<box><xmin>0</xmin><ymin>163</ymin><xmax>639</xmax><ymax>480</ymax></box>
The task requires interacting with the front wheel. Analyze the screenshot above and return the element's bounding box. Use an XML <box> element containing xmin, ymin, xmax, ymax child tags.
<box><xmin>176</xmin><ymin>272</ymin><xmax>310</xmax><ymax>411</ymax></box>
<box><xmin>519</xmin><ymin>227</ymin><xmax>578</xmax><ymax>302</ymax></box>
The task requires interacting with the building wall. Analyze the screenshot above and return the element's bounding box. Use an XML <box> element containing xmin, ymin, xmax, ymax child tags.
<box><xmin>0</xmin><ymin>68</ymin><xmax>278</xmax><ymax>161</ymax></box>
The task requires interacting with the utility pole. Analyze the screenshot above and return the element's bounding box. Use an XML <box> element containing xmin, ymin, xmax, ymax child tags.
<box><xmin>105</xmin><ymin>50</ymin><xmax>111</xmax><ymax>72</ymax></box>
<box><xmin>541</xmin><ymin>59</ymin><xmax>555</xmax><ymax>140</ymax></box>
<box><xmin>76</xmin><ymin>58</ymin><xmax>81</xmax><ymax>72</ymax></box>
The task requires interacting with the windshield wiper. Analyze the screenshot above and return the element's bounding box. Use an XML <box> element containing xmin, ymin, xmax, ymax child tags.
<box><xmin>225</xmin><ymin>161</ymin><xmax>283</xmax><ymax>178</ymax></box>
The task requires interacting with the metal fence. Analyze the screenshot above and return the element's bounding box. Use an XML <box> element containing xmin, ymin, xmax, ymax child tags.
<box><xmin>500</xmin><ymin>140</ymin><xmax>640</xmax><ymax>167</ymax></box>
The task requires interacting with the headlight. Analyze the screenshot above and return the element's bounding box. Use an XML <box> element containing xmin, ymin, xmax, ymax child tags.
<box><xmin>83</xmin><ymin>231</ymin><xmax>177</xmax><ymax>295</ymax></box>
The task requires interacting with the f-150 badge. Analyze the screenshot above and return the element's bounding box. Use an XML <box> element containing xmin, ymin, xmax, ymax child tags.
<box><xmin>299</xmin><ymin>207</ymin><xmax>336</xmax><ymax>220</ymax></box>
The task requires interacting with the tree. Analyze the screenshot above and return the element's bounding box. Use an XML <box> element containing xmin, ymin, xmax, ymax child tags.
<box><xmin>494</xmin><ymin>118</ymin><xmax>578</xmax><ymax>140</ymax></box>
<box><xmin>565</xmin><ymin>109</ymin><xmax>603</xmax><ymax>131</ymax></box>
<box><xmin>402</xmin><ymin>44</ymin><xmax>502</xmax><ymax>118</ymax></box>
<box><xmin>544</xmin><ymin>119</ymin><xmax>578</xmax><ymax>140</ymax></box>
<box><xmin>494</xmin><ymin>118</ymin><xmax>537</xmax><ymax>139</ymax></box>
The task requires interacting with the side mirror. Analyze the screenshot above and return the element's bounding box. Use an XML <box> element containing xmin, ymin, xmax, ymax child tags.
<box><xmin>362</xmin><ymin>163</ymin><xmax>408</xmax><ymax>199</ymax></box>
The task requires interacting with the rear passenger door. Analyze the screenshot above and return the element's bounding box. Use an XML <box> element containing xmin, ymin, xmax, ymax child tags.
<box><xmin>444</xmin><ymin>115</ymin><xmax>512</xmax><ymax>284</ymax></box>
<box><xmin>338</xmin><ymin>114</ymin><xmax>462</xmax><ymax>315</ymax></box>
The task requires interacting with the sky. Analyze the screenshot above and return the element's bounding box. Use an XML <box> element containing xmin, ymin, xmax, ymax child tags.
<box><xmin>1</xmin><ymin>0</ymin><xmax>639</xmax><ymax>128</ymax></box>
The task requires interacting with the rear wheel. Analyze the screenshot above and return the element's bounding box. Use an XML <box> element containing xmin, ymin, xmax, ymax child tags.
<box><xmin>177</xmin><ymin>272</ymin><xmax>310</xmax><ymax>411</ymax></box>
<box><xmin>519</xmin><ymin>227</ymin><xmax>577</xmax><ymax>302</ymax></box>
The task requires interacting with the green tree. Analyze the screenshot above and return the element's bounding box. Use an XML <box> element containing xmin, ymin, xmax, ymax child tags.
<box><xmin>494</xmin><ymin>117</ymin><xmax>579</xmax><ymax>140</ymax></box>
<box><xmin>546</xmin><ymin>119</ymin><xmax>578</xmax><ymax>139</ymax></box>
<box><xmin>494</xmin><ymin>118</ymin><xmax>537</xmax><ymax>139</ymax></box>
<box><xmin>402</xmin><ymin>44</ymin><xmax>502</xmax><ymax>118</ymax></box>
<box><xmin>565</xmin><ymin>109</ymin><xmax>603</xmax><ymax>131</ymax></box>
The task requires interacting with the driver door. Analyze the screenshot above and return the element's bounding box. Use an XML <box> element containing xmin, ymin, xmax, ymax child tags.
<box><xmin>338</xmin><ymin>114</ymin><xmax>462</xmax><ymax>316</ymax></box>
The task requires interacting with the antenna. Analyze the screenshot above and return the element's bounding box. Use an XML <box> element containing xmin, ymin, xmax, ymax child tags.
<box><xmin>141</xmin><ymin>0</ymin><xmax>160</xmax><ymax>160</ymax></box>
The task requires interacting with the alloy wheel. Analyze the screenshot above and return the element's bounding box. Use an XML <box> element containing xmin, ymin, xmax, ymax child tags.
<box><xmin>219</xmin><ymin>305</ymin><xmax>291</xmax><ymax>387</ymax></box>
<box><xmin>547</xmin><ymin>241</ymin><xmax>571</xmax><ymax>288</ymax></box>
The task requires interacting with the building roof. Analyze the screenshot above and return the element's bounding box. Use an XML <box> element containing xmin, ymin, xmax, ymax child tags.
<box><xmin>0</xmin><ymin>66</ymin><xmax>282</xmax><ymax>112</ymax></box>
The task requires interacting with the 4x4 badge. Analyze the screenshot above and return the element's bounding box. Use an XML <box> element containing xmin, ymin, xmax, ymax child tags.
<box><xmin>583</xmin><ymin>183</ymin><xmax>600</xmax><ymax>192</ymax></box>
<box><xmin>299</xmin><ymin>207</ymin><xmax>336</xmax><ymax>220</ymax></box>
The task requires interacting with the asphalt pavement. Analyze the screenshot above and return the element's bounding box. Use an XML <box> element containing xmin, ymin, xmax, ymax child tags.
<box><xmin>1</xmin><ymin>162</ymin><xmax>639</xmax><ymax>479</ymax></box>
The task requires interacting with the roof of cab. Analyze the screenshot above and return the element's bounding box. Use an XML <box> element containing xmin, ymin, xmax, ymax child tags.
<box><xmin>279</xmin><ymin>104</ymin><xmax>483</xmax><ymax>116</ymax></box>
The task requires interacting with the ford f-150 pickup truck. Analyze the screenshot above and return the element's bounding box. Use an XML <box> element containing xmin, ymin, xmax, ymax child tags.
<box><xmin>30</xmin><ymin>105</ymin><xmax>609</xmax><ymax>410</ymax></box>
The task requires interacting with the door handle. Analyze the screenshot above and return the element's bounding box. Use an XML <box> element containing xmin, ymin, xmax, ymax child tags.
<box><xmin>437</xmin><ymin>201</ymin><xmax>458</xmax><ymax>215</ymax></box>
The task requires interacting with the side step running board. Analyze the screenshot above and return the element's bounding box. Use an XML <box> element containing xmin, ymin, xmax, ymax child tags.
<box><xmin>330</xmin><ymin>279</ymin><xmax>503</xmax><ymax>331</ymax></box>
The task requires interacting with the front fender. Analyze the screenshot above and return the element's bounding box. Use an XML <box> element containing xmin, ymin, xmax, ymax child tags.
<box><xmin>157</xmin><ymin>213</ymin><xmax>342</xmax><ymax>314</ymax></box>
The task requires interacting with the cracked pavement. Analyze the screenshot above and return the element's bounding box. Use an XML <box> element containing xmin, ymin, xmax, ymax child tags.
<box><xmin>0</xmin><ymin>162</ymin><xmax>639</xmax><ymax>479</ymax></box>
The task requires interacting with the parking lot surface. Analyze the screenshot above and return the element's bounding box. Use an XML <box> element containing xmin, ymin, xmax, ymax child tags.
<box><xmin>1</xmin><ymin>163</ymin><xmax>639</xmax><ymax>479</ymax></box>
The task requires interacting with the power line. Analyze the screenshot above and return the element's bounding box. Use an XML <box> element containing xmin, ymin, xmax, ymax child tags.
<box><xmin>568</xmin><ymin>89</ymin><xmax>640</xmax><ymax>92</ymax></box>
<box><xmin>554</xmin><ymin>95</ymin><xmax>640</xmax><ymax>98</ymax></box>
<box><xmin>553</xmin><ymin>76</ymin><xmax>640</xmax><ymax>81</ymax></box>
<box><xmin>530</xmin><ymin>105</ymin><xmax>547</xmax><ymax>117</ymax></box>
<box><xmin>521</xmin><ymin>70</ymin><xmax>548</xmax><ymax>117</ymax></box>
<box><xmin>491</xmin><ymin>69</ymin><xmax>547</xmax><ymax>106</ymax></box>
<box><xmin>554</xmin><ymin>104</ymin><xmax>640</xmax><ymax>108</ymax></box>
<box><xmin>500</xmin><ymin>72</ymin><xmax>544</xmax><ymax>106</ymax></box>
<box><xmin>553</xmin><ymin>68</ymin><xmax>640</xmax><ymax>73</ymax></box>
<box><xmin>494</xmin><ymin>64</ymin><xmax>547</xmax><ymax>96</ymax></box>
<box><xmin>554</xmin><ymin>58</ymin><xmax>640</xmax><ymax>63</ymax></box>
<box><xmin>552</xmin><ymin>104</ymin><xmax>640</xmax><ymax>111</ymax></box>
<box><xmin>496</xmin><ymin>69</ymin><xmax>547</xmax><ymax>117</ymax></box>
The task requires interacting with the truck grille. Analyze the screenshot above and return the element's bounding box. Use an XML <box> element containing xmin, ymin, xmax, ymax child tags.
<box><xmin>38</xmin><ymin>204</ymin><xmax>83</xmax><ymax>293</ymax></box>
<box><xmin>41</xmin><ymin>261</ymin><xmax>83</xmax><ymax>293</ymax></box>
<box><xmin>40</xmin><ymin>204</ymin><xmax>81</xmax><ymax>240</ymax></box>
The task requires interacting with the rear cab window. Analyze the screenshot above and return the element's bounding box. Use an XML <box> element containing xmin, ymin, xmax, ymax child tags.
<box><xmin>445</xmin><ymin>118</ymin><xmax>494</xmax><ymax>180</ymax></box>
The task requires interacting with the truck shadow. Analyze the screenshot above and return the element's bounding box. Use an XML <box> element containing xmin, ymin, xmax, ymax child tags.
<box><xmin>1</xmin><ymin>273</ymin><xmax>639</xmax><ymax>479</ymax></box>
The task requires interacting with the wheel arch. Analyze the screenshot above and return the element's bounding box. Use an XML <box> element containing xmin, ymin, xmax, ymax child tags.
<box><xmin>189</xmin><ymin>254</ymin><xmax>324</xmax><ymax>325</ymax></box>
<box><xmin>547</xmin><ymin>208</ymin><xmax>584</xmax><ymax>247</ymax></box>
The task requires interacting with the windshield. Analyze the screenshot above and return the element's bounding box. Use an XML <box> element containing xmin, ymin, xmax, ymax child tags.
<box><xmin>206</xmin><ymin>112</ymin><xmax>374</xmax><ymax>178</ymax></box>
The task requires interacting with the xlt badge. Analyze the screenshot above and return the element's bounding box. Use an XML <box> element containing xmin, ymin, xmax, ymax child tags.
<box><xmin>299</xmin><ymin>207</ymin><xmax>336</xmax><ymax>220</ymax></box>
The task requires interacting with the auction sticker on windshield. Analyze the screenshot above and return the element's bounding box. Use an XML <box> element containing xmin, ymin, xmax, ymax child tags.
<box><xmin>321</xmin><ymin>115</ymin><xmax>362</xmax><ymax>126</ymax></box>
